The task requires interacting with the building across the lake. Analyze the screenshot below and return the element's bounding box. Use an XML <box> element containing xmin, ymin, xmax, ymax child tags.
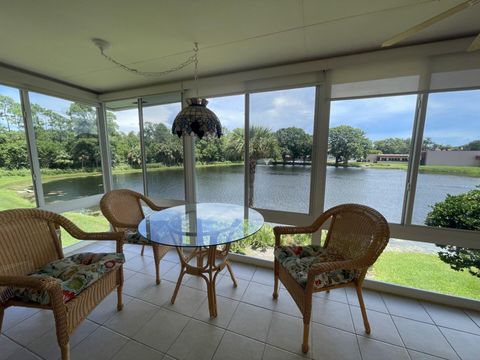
<box><xmin>367</xmin><ymin>150</ymin><xmax>480</xmax><ymax>166</ymax></box>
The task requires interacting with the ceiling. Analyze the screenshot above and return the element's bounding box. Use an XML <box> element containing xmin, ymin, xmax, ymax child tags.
<box><xmin>1</xmin><ymin>0</ymin><xmax>479</xmax><ymax>93</ymax></box>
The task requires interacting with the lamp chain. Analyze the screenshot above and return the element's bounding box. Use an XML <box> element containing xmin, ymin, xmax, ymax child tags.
<box><xmin>99</xmin><ymin>42</ymin><xmax>199</xmax><ymax>78</ymax></box>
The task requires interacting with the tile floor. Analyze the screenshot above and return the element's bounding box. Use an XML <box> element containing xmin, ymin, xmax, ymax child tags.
<box><xmin>1</xmin><ymin>241</ymin><xmax>479</xmax><ymax>360</ymax></box>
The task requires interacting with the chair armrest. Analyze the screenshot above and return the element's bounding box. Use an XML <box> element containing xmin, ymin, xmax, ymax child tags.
<box><xmin>0</xmin><ymin>274</ymin><xmax>59</xmax><ymax>290</ymax></box>
<box><xmin>141</xmin><ymin>195</ymin><xmax>167</xmax><ymax>212</ymax></box>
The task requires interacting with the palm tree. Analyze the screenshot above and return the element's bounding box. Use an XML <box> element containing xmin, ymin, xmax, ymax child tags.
<box><xmin>226</xmin><ymin>126</ymin><xmax>280</xmax><ymax>206</ymax></box>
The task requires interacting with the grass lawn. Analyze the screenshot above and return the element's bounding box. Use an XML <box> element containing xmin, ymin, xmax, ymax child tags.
<box><xmin>61</xmin><ymin>210</ymin><xmax>110</xmax><ymax>247</ymax></box>
<box><xmin>369</xmin><ymin>251</ymin><xmax>480</xmax><ymax>300</ymax></box>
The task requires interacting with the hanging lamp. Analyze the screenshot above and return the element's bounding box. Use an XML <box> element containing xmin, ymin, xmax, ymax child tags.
<box><xmin>172</xmin><ymin>43</ymin><xmax>222</xmax><ymax>139</ymax></box>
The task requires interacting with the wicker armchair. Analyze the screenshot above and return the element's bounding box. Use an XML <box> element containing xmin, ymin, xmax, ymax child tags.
<box><xmin>100</xmin><ymin>189</ymin><xmax>171</xmax><ymax>285</ymax></box>
<box><xmin>0</xmin><ymin>209</ymin><xmax>125</xmax><ymax>360</ymax></box>
<box><xmin>273</xmin><ymin>204</ymin><xmax>390</xmax><ymax>353</ymax></box>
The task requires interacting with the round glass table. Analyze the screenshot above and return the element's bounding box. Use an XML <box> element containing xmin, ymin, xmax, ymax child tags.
<box><xmin>138</xmin><ymin>203</ymin><xmax>264</xmax><ymax>317</ymax></box>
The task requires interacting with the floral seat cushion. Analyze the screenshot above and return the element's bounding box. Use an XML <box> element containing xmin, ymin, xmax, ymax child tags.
<box><xmin>124</xmin><ymin>229</ymin><xmax>155</xmax><ymax>245</ymax></box>
<box><xmin>13</xmin><ymin>252</ymin><xmax>125</xmax><ymax>305</ymax></box>
<box><xmin>274</xmin><ymin>245</ymin><xmax>356</xmax><ymax>290</ymax></box>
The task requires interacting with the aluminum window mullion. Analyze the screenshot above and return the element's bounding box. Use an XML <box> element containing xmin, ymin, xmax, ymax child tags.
<box><xmin>19</xmin><ymin>89</ymin><xmax>45</xmax><ymax>207</ymax></box>
<box><xmin>97</xmin><ymin>104</ymin><xmax>113</xmax><ymax>193</ymax></box>
<box><xmin>402</xmin><ymin>93</ymin><xmax>429</xmax><ymax>225</ymax></box>
<box><xmin>244</xmin><ymin>94</ymin><xmax>250</xmax><ymax>209</ymax></box>
<box><xmin>182</xmin><ymin>92</ymin><xmax>196</xmax><ymax>204</ymax></box>
<box><xmin>137</xmin><ymin>98</ymin><xmax>149</xmax><ymax>196</ymax></box>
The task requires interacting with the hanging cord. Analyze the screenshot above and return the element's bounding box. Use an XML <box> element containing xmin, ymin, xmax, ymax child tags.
<box><xmin>193</xmin><ymin>42</ymin><xmax>199</xmax><ymax>97</ymax></box>
<box><xmin>97</xmin><ymin>41</ymin><xmax>199</xmax><ymax>78</ymax></box>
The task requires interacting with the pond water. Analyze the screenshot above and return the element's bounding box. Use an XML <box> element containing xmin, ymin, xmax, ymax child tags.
<box><xmin>42</xmin><ymin>165</ymin><xmax>480</xmax><ymax>227</ymax></box>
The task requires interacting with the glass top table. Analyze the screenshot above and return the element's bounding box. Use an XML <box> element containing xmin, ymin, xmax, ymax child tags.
<box><xmin>138</xmin><ymin>203</ymin><xmax>264</xmax><ymax>318</ymax></box>
<box><xmin>138</xmin><ymin>203</ymin><xmax>264</xmax><ymax>247</ymax></box>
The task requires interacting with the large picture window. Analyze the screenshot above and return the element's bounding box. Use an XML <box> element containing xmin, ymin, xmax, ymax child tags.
<box><xmin>195</xmin><ymin>95</ymin><xmax>244</xmax><ymax>205</ymax></box>
<box><xmin>326</xmin><ymin>95</ymin><xmax>417</xmax><ymax>223</ymax></box>
<box><xmin>249</xmin><ymin>87</ymin><xmax>315</xmax><ymax>213</ymax></box>
<box><xmin>0</xmin><ymin>84</ymin><xmax>34</xmax><ymax>210</ymax></box>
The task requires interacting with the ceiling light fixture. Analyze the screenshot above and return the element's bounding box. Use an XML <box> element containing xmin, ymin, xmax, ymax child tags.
<box><xmin>92</xmin><ymin>39</ymin><xmax>222</xmax><ymax>139</ymax></box>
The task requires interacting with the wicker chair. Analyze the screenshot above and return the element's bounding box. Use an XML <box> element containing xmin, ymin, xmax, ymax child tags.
<box><xmin>0</xmin><ymin>209</ymin><xmax>125</xmax><ymax>360</ymax></box>
<box><xmin>100</xmin><ymin>189</ymin><xmax>171</xmax><ymax>285</ymax></box>
<box><xmin>273</xmin><ymin>204</ymin><xmax>390</xmax><ymax>353</ymax></box>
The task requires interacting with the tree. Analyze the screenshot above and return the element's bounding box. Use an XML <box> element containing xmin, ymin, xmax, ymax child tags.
<box><xmin>328</xmin><ymin>125</ymin><xmax>370</xmax><ymax>165</ymax></box>
<box><xmin>374</xmin><ymin>137</ymin><xmax>410</xmax><ymax>154</ymax></box>
<box><xmin>464</xmin><ymin>140</ymin><xmax>480</xmax><ymax>151</ymax></box>
<box><xmin>68</xmin><ymin>103</ymin><xmax>97</xmax><ymax>136</ymax></box>
<box><xmin>275</xmin><ymin>127</ymin><xmax>312</xmax><ymax>163</ymax></box>
<box><xmin>0</xmin><ymin>95</ymin><xmax>23</xmax><ymax>131</ymax></box>
<box><xmin>425</xmin><ymin>188</ymin><xmax>480</xmax><ymax>277</ymax></box>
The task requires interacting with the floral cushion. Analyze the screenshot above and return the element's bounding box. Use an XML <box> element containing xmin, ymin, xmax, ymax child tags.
<box><xmin>274</xmin><ymin>245</ymin><xmax>356</xmax><ymax>290</ymax></box>
<box><xmin>13</xmin><ymin>252</ymin><xmax>125</xmax><ymax>305</ymax></box>
<box><xmin>124</xmin><ymin>229</ymin><xmax>154</xmax><ymax>245</ymax></box>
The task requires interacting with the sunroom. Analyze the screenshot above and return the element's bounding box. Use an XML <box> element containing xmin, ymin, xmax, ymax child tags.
<box><xmin>0</xmin><ymin>1</ymin><xmax>479</xmax><ymax>360</ymax></box>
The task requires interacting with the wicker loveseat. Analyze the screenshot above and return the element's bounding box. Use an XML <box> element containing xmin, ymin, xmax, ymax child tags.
<box><xmin>0</xmin><ymin>209</ymin><xmax>125</xmax><ymax>360</ymax></box>
<box><xmin>273</xmin><ymin>204</ymin><xmax>390</xmax><ymax>353</ymax></box>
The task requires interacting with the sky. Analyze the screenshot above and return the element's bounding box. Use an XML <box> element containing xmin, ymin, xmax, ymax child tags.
<box><xmin>1</xmin><ymin>84</ymin><xmax>479</xmax><ymax>146</ymax></box>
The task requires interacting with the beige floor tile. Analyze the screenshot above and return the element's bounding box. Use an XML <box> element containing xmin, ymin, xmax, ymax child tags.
<box><xmin>228</xmin><ymin>261</ymin><xmax>256</xmax><ymax>281</ymax></box>
<box><xmin>113</xmin><ymin>340</ymin><xmax>165</xmax><ymax>360</ymax></box>
<box><xmin>213</xmin><ymin>331</ymin><xmax>265</xmax><ymax>360</ymax></box>
<box><xmin>123</xmin><ymin>272</ymin><xmax>176</xmax><ymax>306</ymax></box>
<box><xmin>228</xmin><ymin>302</ymin><xmax>273</xmax><ymax>342</ymax></box>
<box><xmin>313</xmin><ymin>288</ymin><xmax>348</xmax><ymax>304</ymax></box>
<box><xmin>168</xmin><ymin>319</ymin><xmax>224</xmax><ymax>360</ymax></box>
<box><xmin>312</xmin><ymin>297</ymin><xmax>354</xmax><ymax>332</ymax></box>
<box><xmin>350</xmin><ymin>306</ymin><xmax>403</xmax><ymax>346</ymax></box>
<box><xmin>263</xmin><ymin>345</ymin><xmax>311</xmax><ymax>360</ymax></box>
<box><xmin>123</xmin><ymin>254</ymin><xmax>154</xmax><ymax>272</ymax></box>
<box><xmin>392</xmin><ymin>316</ymin><xmax>459</xmax><ymax>360</ymax></box>
<box><xmin>192</xmin><ymin>296</ymin><xmax>239</xmax><ymax>328</ymax></box>
<box><xmin>5</xmin><ymin>348</ymin><xmax>42</xmax><ymax>360</ymax></box>
<box><xmin>345</xmin><ymin>288</ymin><xmax>388</xmax><ymax>313</ymax></box>
<box><xmin>267</xmin><ymin>312</ymin><xmax>310</xmax><ymax>355</ymax></box>
<box><xmin>87</xmin><ymin>292</ymin><xmax>134</xmax><ymax>324</ymax></box>
<box><xmin>251</xmin><ymin>267</ymin><xmax>274</xmax><ymax>286</ymax></box>
<box><xmin>465</xmin><ymin>310</ymin><xmax>480</xmax><ymax>328</ymax></box>
<box><xmin>423</xmin><ymin>302</ymin><xmax>480</xmax><ymax>335</ymax></box>
<box><xmin>104</xmin><ymin>298</ymin><xmax>160</xmax><ymax>337</ymax></box>
<box><xmin>164</xmin><ymin>285</ymin><xmax>206</xmax><ymax>317</ymax></box>
<box><xmin>5</xmin><ymin>310</ymin><xmax>55</xmax><ymax>346</ymax></box>
<box><xmin>382</xmin><ymin>294</ymin><xmax>433</xmax><ymax>323</ymax></box>
<box><xmin>357</xmin><ymin>336</ymin><xmax>409</xmax><ymax>360</ymax></box>
<box><xmin>241</xmin><ymin>282</ymin><xmax>278</xmax><ymax>310</ymax></box>
<box><xmin>133</xmin><ymin>308</ymin><xmax>189</xmax><ymax>352</ymax></box>
<box><xmin>27</xmin><ymin>319</ymin><xmax>98</xmax><ymax>360</ymax></box>
<box><xmin>1</xmin><ymin>307</ymin><xmax>40</xmax><ymax>332</ymax></box>
<box><xmin>440</xmin><ymin>327</ymin><xmax>480</xmax><ymax>360</ymax></box>
<box><xmin>161</xmin><ymin>263</ymin><xmax>183</xmax><ymax>283</ymax></box>
<box><xmin>311</xmin><ymin>323</ymin><xmax>361</xmax><ymax>360</ymax></box>
<box><xmin>215</xmin><ymin>274</ymin><xmax>249</xmax><ymax>300</ymax></box>
<box><xmin>71</xmin><ymin>327</ymin><xmax>129</xmax><ymax>360</ymax></box>
<box><xmin>0</xmin><ymin>335</ymin><xmax>22</xmax><ymax>360</ymax></box>
<box><xmin>408</xmin><ymin>350</ymin><xmax>445</xmax><ymax>359</ymax></box>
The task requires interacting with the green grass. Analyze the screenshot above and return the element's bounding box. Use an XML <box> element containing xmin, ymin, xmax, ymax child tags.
<box><xmin>369</xmin><ymin>251</ymin><xmax>480</xmax><ymax>300</ymax></box>
<box><xmin>339</xmin><ymin>162</ymin><xmax>480</xmax><ymax>177</ymax></box>
<box><xmin>61</xmin><ymin>210</ymin><xmax>110</xmax><ymax>248</ymax></box>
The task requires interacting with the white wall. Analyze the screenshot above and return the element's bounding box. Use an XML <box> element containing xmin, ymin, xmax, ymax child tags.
<box><xmin>425</xmin><ymin>150</ymin><xmax>480</xmax><ymax>166</ymax></box>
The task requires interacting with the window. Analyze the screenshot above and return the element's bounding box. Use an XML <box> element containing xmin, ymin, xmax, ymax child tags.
<box><xmin>61</xmin><ymin>207</ymin><xmax>110</xmax><ymax>248</ymax></box>
<box><xmin>0</xmin><ymin>84</ymin><xmax>34</xmax><ymax>210</ymax></box>
<box><xmin>195</xmin><ymin>95</ymin><xmax>245</xmax><ymax>205</ymax></box>
<box><xmin>249</xmin><ymin>87</ymin><xmax>315</xmax><ymax>213</ymax></box>
<box><xmin>368</xmin><ymin>238</ymin><xmax>480</xmax><ymax>301</ymax></box>
<box><xmin>412</xmin><ymin>90</ymin><xmax>480</xmax><ymax>229</ymax></box>
<box><xmin>325</xmin><ymin>95</ymin><xmax>417</xmax><ymax>223</ymax></box>
<box><xmin>143</xmin><ymin>102</ymin><xmax>185</xmax><ymax>201</ymax></box>
<box><xmin>29</xmin><ymin>92</ymin><xmax>103</xmax><ymax>204</ymax></box>
<box><xmin>106</xmin><ymin>99</ymin><xmax>144</xmax><ymax>193</ymax></box>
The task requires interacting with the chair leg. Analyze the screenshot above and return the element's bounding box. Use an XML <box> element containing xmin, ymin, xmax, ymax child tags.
<box><xmin>152</xmin><ymin>245</ymin><xmax>161</xmax><ymax>285</ymax></box>
<box><xmin>140</xmin><ymin>244</ymin><xmax>145</xmax><ymax>256</ymax></box>
<box><xmin>60</xmin><ymin>343</ymin><xmax>70</xmax><ymax>360</ymax></box>
<box><xmin>171</xmin><ymin>268</ymin><xmax>186</xmax><ymax>304</ymax></box>
<box><xmin>273</xmin><ymin>260</ymin><xmax>279</xmax><ymax>299</ymax></box>
<box><xmin>116</xmin><ymin>267</ymin><xmax>124</xmax><ymax>311</ymax></box>
<box><xmin>355</xmin><ymin>284</ymin><xmax>370</xmax><ymax>334</ymax></box>
<box><xmin>302</xmin><ymin>321</ymin><xmax>310</xmax><ymax>353</ymax></box>
<box><xmin>225</xmin><ymin>261</ymin><xmax>237</xmax><ymax>288</ymax></box>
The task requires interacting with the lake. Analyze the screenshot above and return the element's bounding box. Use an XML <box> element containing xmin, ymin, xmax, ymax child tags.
<box><xmin>43</xmin><ymin>164</ymin><xmax>480</xmax><ymax>227</ymax></box>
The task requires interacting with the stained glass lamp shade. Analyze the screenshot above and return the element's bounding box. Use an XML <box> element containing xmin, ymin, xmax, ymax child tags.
<box><xmin>172</xmin><ymin>98</ymin><xmax>222</xmax><ymax>139</ymax></box>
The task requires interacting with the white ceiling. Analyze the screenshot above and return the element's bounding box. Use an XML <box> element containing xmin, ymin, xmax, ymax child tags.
<box><xmin>1</xmin><ymin>0</ymin><xmax>479</xmax><ymax>93</ymax></box>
